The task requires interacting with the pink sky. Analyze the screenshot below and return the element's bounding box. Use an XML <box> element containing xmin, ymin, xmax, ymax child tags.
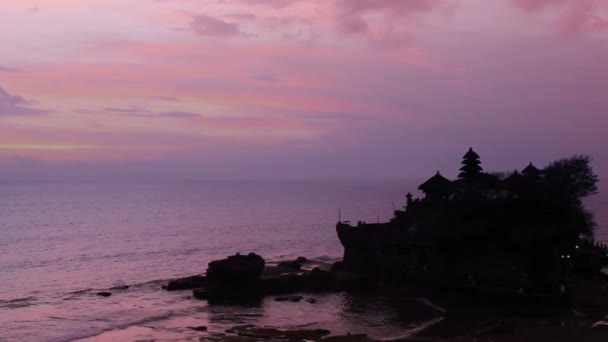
<box><xmin>0</xmin><ymin>0</ymin><xmax>607</xmax><ymax>179</ymax></box>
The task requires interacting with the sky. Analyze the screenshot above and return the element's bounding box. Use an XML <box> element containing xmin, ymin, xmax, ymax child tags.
<box><xmin>0</xmin><ymin>0</ymin><xmax>607</xmax><ymax>180</ymax></box>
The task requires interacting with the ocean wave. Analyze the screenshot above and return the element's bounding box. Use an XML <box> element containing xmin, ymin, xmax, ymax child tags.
<box><xmin>415</xmin><ymin>298</ymin><xmax>446</xmax><ymax>314</ymax></box>
<box><xmin>0</xmin><ymin>296</ymin><xmax>36</xmax><ymax>309</ymax></box>
<box><xmin>48</xmin><ymin>312</ymin><xmax>176</xmax><ymax>342</ymax></box>
<box><xmin>314</xmin><ymin>255</ymin><xmax>342</xmax><ymax>262</ymax></box>
<box><xmin>377</xmin><ymin>317</ymin><xmax>444</xmax><ymax>341</ymax></box>
<box><xmin>61</xmin><ymin>277</ymin><xmax>172</xmax><ymax>300</ymax></box>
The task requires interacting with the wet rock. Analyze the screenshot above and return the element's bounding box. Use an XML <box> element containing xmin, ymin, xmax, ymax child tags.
<box><xmin>278</xmin><ymin>257</ymin><xmax>309</xmax><ymax>270</ymax></box>
<box><xmin>166</xmin><ymin>275</ymin><xmax>207</xmax><ymax>291</ymax></box>
<box><xmin>110</xmin><ymin>285</ymin><xmax>129</xmax><ymax>291</ymax></box>
<box><xmin>278</xmin><ymin>260</ymin><xmax>302</xmax><ymax>270</ymax></box>
<box><xmin>193</xmin><ymin>288</ymin><xmax>209</xmax><ymax>300</ymax></box>
<box><xmin>189</xmin><ymin>326</ymin><xmax>208</xmax><ymax>332</ymax></box>
<box><xmin>306</xmin><ymin>268</ymin><xmax>335</xmax><ymax>291</ymax></box>
<box><xmin>225</xmin><ymin>325</ymin><xmax>256</xmax><ymax>334</ymax></box>
<box><xmin>96</xmin><ymin>292</ymin><xmax>112</xmax><ymax>297</ymax></box>
<box><xmin>259</xmin><ymin>267</ymin><xmax>337</xmax><ymax>295</ymax></box>
<box><xmin>331</xmin><ymin>261</ymin><xmax>346</xmax><ymax>272</ymax></box>
<box><xmin>290</xmin><ymin>296</ymin><xmax>303</xmax><ymax>302</ymax></box>
<box><xmin>226</xmin><ymin>325</ymin><xmax>330</xmax><ymax>341</ymax></box>
<box><xmin>323</xmin><ymin>334</ymin><xmax>372</xmax><ymax>342</ymax></box>
<box><xmin>275</xmin><ymin>295</ymin><xmax>303</xmax><ymax>302</ymax></box>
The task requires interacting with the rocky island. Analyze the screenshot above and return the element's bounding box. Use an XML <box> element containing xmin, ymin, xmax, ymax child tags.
<box><xmin>337</xmin><ymin>148</ymin><xmax>607</xmax><ymax>300</ymax></box>
<box><xmin>160</xmin><ymin>148</ymin><xmax>608</xmax><ymax>341</ymax></box>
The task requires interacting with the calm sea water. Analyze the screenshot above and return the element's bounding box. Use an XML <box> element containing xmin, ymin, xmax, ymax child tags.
<box><xmin>0</xmin><ymin>180</ymin><xmax>605</xmax><ymax>341</ymax></box>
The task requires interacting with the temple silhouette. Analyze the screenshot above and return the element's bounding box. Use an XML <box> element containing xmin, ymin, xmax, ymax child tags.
<box><xmin>337</xmin><ymin>148</ymin><xmax>605</xmax><ymax>295</ymax></box>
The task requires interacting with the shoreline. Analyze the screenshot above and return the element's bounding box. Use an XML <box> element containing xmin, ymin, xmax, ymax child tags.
<box><xmin>79</xmin><ymin>255</ymin><xmax>608</xmax><ymax>342</ymax></box>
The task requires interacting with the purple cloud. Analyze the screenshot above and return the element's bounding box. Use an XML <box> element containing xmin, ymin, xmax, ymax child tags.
<box><xmin>0</xmin><ymin>86</ymin><xmax>48</xmax><ymax>116</ymax></box>
<box><xmin>512</xmin><ymin>0</ymin><xmax>608</xmax><ymax>33</ymax></box>
<box><xmin>334</xmin><ymin>0</ymin><xmax>447</xmax><ymax>45</ymax></box>
<box><xmin>159</xmin><ymin>111</ymin><xmax>202</xmax><ymax>119</ymax></box>
<box><xmin>189</xmin><ymin>15</ymin><xmax>251</xmax><ymax>38</ymax></box>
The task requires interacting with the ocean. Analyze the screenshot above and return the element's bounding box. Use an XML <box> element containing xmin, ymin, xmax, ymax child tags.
<box><xmin>0</xmin><ymin>180</ymin><xmax>606</xmax><ymax>341</ymax></box>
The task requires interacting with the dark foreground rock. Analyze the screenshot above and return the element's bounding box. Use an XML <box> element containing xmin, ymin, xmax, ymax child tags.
<box><xmin>208</xmin><ymin>253</ymin><xmax>265</xmax><ymax>282</ymax></box>
<box><xmin>193</xmin><ymin>288</ymin><xmax>209</xmax><ymax>300</ymax></box>
<box><xmin>96</xmin><ymin>292</ymin><xmax>112</xmax><ymax>297</ymax></box>
<box><xmin>200</xmin><ymin>325</ymin><xmax>376</xmax><ymax>342</ymax></box>
<box><xmin>188</xmin><ymin>326</ymin><xmax>208</xmax><ymax>332</ymax></box>
<box><xmin>163</xmin><ymin>254</ymin><xmax>377</xmax><ymax>302</ymax></box>
<box><xmin>274</xmin><ymin>295</ymin><xmax>303</xmax><ymax>302</ymax></box>
<box><xmin>165</xmin><ymin>275</ymin><xmax>207</xmax><ymax>291</ymax></box>
<box><xmin>278</xmin><ymin>256</ymin><xmax>308</xmax><ymax>270</ymax></box>
<box><xmin>206</xmin><ymin>253</ymin><xmax>265</xmax><ymax>299</ymax></box>
<box><xmin>224</xmin><ymin>325</ymin><xmax>331</xmax><ymax>341</ymax></box>
<box><xmin>109</xmin><ymin>285</ymin><xmax>129</xmax><ymax>291</ymax></box>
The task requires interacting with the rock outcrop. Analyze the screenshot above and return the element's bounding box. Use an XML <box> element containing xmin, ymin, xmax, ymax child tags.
<box><xmin>206</xmin><ymin>253</ymin><xmax>265</xmax><ymax>299</ymax></box>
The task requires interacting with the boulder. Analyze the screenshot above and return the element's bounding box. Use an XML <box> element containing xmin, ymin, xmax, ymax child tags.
<box><xmin>278</xmin><ymin>257</ymin><xmax>309</xmax><ymax>270</ymax></box>
<box><xmin>207</xmin><ymin>253</ymin><xmax>265</xmax><ymax>283</ymax></box>
<box><xmin>165</xmin><ymin>275</ymin><xmax>207</xmax><ymax>291</ymax></box>
<box><xmin>278</xmin><ymin>260</ymin><xmax>302</xmax><ymax>270</ymax></box>
<box><xmin>306</xmin><ymin>297</ymin><xmax>317</xmax><ymax>304</ymax></box>
<box><xmin>205</xmin><ymin>253</ymin><xmax>265</xmax><ymax>300</ymax></box>
<box><xmin>189</xmin><ymin>326</ymin><xmax>208</xmax><ymax>332</ymax></box>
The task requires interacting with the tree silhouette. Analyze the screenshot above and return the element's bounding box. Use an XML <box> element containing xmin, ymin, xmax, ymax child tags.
<box><xmin>543</xmin><ymin>155</ymin><xmax>598</xmax><ymax>201</ymax></box>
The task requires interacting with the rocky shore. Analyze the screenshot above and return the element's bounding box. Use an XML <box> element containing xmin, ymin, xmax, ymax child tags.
<box><xmin>152</xmin><ymin>253</ymin><xmax>608</xmax><ymax>342</ymax></box>
<box><xmin>164</xmin><ymin>253</ymin><xmax>375</xmax><ymax>303</ymax></box>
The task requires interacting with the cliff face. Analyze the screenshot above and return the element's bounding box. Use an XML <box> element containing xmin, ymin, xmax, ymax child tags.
<box><xmin>336</xmin><ymin>222</ymin><xmax>387</xmax><ymax>272</ymax></box>
<box><xmin>336</xmin><ymin>220</ymin><xmax>436</xmax><ymax>280</ymax></box>
<box><xmin>335</xmin><ymin>207</ymin><xmax>597</xmax><ymax>294</ymax></box>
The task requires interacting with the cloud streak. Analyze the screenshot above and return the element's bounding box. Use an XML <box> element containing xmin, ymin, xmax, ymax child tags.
<box><xmin>0</xmin><ymin>86</ymin><xmax>48</xmax><ymax>116</ymax></box>
<box><xmin>159</xmin><ymin>111</ymin><xmax>202</xmax><ymax>119</ymax></box>
<box><xmin>0</xmin><ymin>65</ymin><xmax>21</xmax><ymax>73</ymax></box>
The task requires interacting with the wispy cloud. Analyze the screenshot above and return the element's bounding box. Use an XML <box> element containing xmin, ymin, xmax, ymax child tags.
<box><xmin>0</xmin><ymin>86</ymin><xmax>48</xmax><ymax>116</ymax></box>
<box><xmin>0</xmin><ymin>144</ymin><xmax>102</xmax><ymax>151</ymax></box>
<box><xmin>0</xmin><ymin>65</ymin><xmax>21</xmax><ymax>73</ymax></box>
<box><xmin>104</xmin><ymin>107</ymin><xmax>152</xmax><ymax>114</ymax></box>
<box><xmin>159</xmin><ymin>111</ymin><xmax>202</xmax><ymax>119</ymax></box>
<box><xmin>148</xmin><ymin>95</ymin><xmax>180</xmax><ymax>102</ymax></box>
